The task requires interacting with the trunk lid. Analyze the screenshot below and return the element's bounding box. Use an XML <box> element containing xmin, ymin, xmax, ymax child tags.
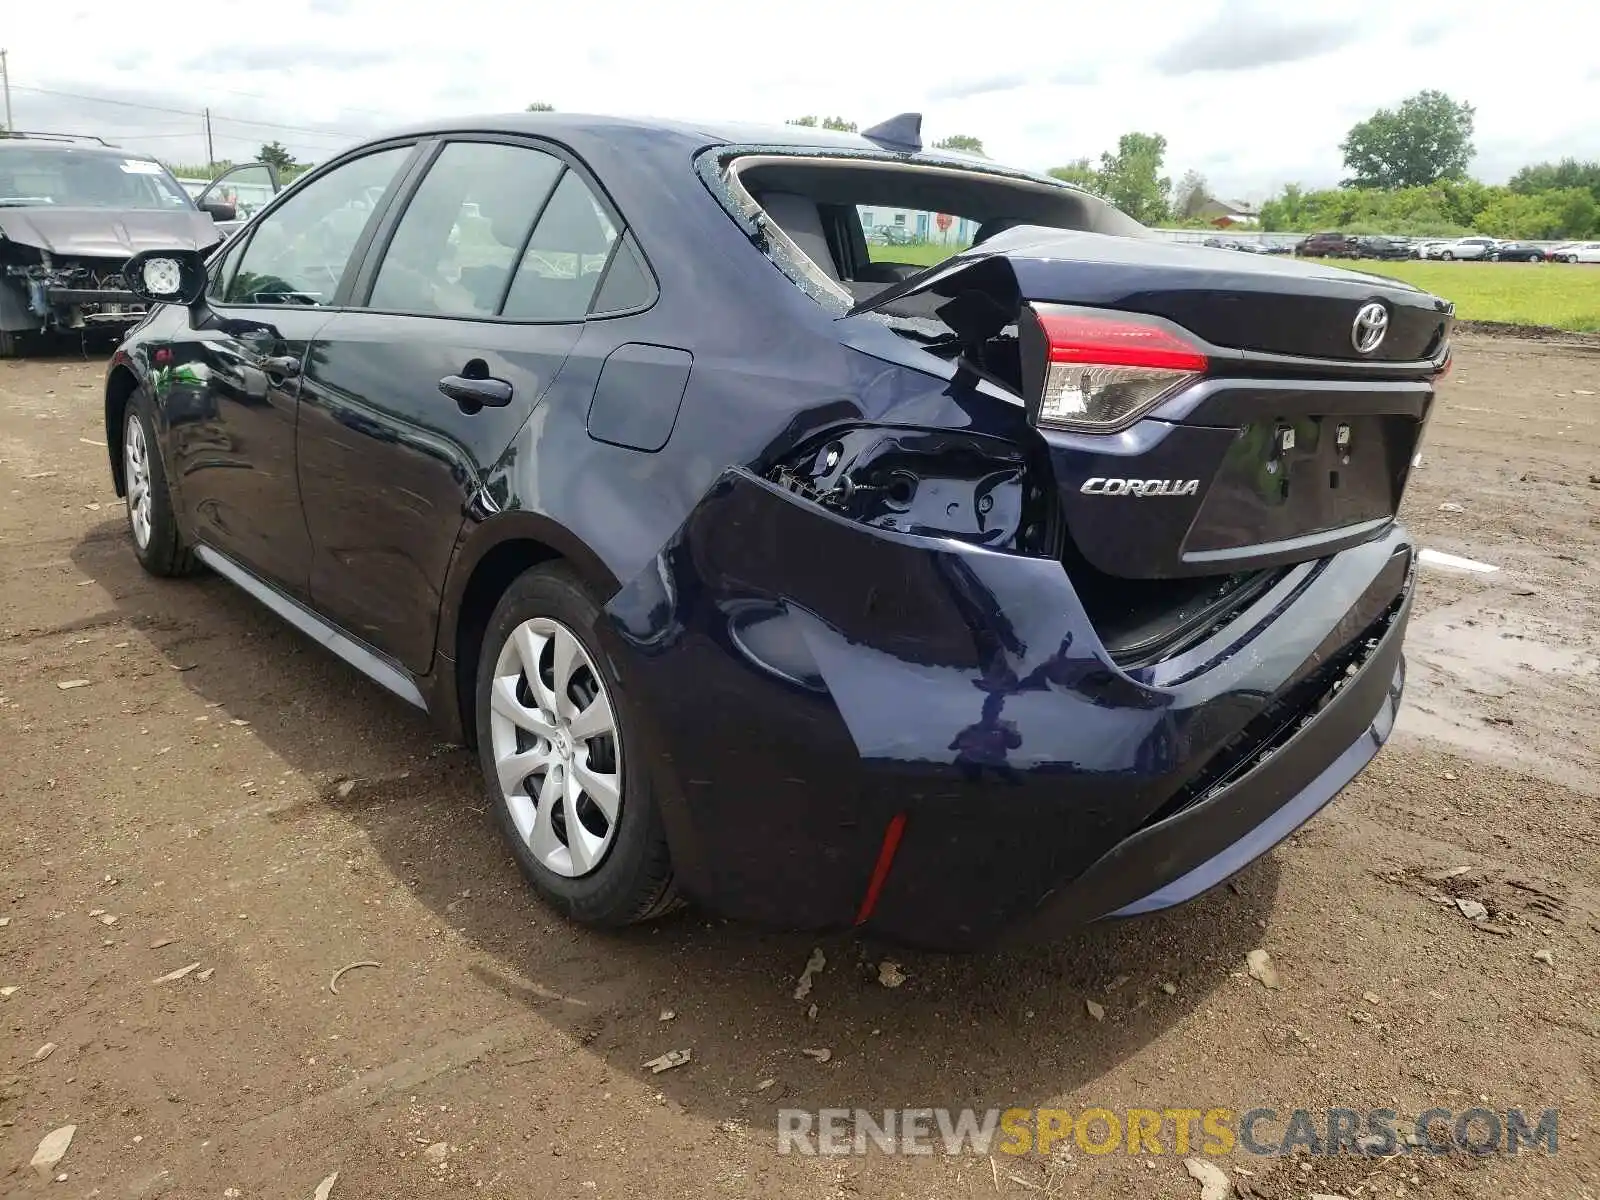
<box><xmin>849</xmin><ymin>227</ymin><xmax>1451</xmax><ymax>582</ymax></box>
<box><xmin>851</xmin><ymin>226</ymin><xmax>1454</xmax><ymax>363</ymax></box>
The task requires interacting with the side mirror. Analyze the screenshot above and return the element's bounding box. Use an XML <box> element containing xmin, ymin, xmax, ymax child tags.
<box><xmin>124</xmin><ymin>249</ymin><xmax>210</xmax><ymax>308</ymax></box>
<box><xmin>200</xmin><ymin>200</ymin><xmax>238</xmax><ymax>222</ymax></box>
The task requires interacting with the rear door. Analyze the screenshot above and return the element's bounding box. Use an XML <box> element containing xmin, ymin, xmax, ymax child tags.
<box><xmin>165</xmin><ymin>144</ymin><xmax>418</xmax><ymax>595</ymax></box>
<box><xmin>295</xmin><ymin>137</ymin><xmax>628</xmax><ymax>673</ymax></box>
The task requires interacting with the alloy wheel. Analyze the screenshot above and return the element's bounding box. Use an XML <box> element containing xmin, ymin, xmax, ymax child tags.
<box><xmin>124</xmin><ymin>415</ymin><xmax>153</xmax><ymax>550</ymax></box>
<box><xmin>488</xmin><ymin>617</ymin><xmax>622</xmax><ymax>878</ymax></box>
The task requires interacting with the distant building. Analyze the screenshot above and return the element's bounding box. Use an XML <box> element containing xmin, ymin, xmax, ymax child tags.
<box><xmin>858</xmin><ymin>207</ymin><xmax>977</xmax><ymax>245</ymax></box>
<box><xmin>1189</xmin><ymin>195</ymin><xmax>1261</xmax><ymax>228</ymax></box>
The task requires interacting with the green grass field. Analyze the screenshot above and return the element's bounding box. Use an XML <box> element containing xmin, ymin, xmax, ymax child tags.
<box><xmin>1308</xmin><ymin>259</ymin><xmax>1600</xmax><ymax>333</ymax></box>
<box><xmin>868</xmin><ymin>241</ymin><xmax>968</xmax><ymax>267</ymax></box>
<box><xmin>869</xmin><ymin>242</ymin><xmax>1600</xmax><ymax>332</ymax></box>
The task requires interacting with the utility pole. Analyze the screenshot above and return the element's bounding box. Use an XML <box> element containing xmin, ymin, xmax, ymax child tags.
<box><xmin>204</xmin><ymin>107</ymin><xmax>215</xmax><ymax>169</ymax></box>
<box><xmin>1</xmin><ymin>49</ymin><xmax>13</xmax><ymax>134</ymax></box>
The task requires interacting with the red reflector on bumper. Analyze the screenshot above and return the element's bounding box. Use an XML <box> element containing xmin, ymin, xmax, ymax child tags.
<box><xmin>854</xmin><ymin>812</ymin><xmax>907</xmax><ymax>925</ymax></box>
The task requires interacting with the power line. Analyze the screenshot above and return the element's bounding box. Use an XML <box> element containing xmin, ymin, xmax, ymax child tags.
<box><xmin>92</xmin><ymin>130</ymin><xmax>208</xmax><ymax>141</ymax></box>
<box><xmin>197</xmin><ymin>83</ymin><xmax>400</xmax><ymax>122</ymax></box>
<box><xmin>9</xmin><ymin>83</ymin><xmax>366</xmax><ymax>140</ymax></box>
<box><xmin>10</xmin><ymin>83</ymin><xmax>198</xmax><ymax>119</ymax></box>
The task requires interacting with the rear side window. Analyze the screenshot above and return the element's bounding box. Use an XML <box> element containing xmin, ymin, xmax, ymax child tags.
<box><xmin>223</xmin><ymin>146</ymin><xmax>411</xmax><ymax>306</ymax></box>
<box><xmin>368</xmin><ymin>142</ymin><xmax>564</xmax><ymax>317</ymax></box>
<box><xmin>590</xmin><ymin>233</ymin><xmax>655</xmax><ymax>314</ymax></box>
<box><xmin>501</xmin><ymin>172</ymin><xmax>619</xmax><ymax>321</ymax></box>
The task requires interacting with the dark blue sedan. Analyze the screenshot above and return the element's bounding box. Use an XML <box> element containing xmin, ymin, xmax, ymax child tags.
<box><xmin>103</xmin><ymin>112</ymin><xmax>1449</xmax><ymax>948</ymax></box>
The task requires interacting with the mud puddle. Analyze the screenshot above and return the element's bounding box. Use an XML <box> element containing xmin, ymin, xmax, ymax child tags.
<box><xmin>1398</xmin><ymin>587</ymin><xmax>1600</xmax><ymax>793</ymax></box>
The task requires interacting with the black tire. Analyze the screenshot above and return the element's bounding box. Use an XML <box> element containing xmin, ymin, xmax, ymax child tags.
<box><xmin>474</xmin><ymin>563</ymin><xmax>676</xmax><ymax>927</ymax></box>
<box><xmin>1440</xmin><ymin>251</ymin><xmax>1455</xmax><ymax>260</ymax></box>
<box><xmin>123</xmin><ymin>388</ymin><xmax>199</xmax><ymax>578</ymax></box>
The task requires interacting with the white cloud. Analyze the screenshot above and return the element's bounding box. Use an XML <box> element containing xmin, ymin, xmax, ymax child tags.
<box><xmin>2</xmin><ymin>0</ymin><xmax>1596</xmax><ymax>197</ymax></box>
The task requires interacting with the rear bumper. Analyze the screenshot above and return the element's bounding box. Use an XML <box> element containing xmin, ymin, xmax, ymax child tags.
<box><xmin>601</xmin><ymin>469</ymin><xmax>1414</xmax><ymax>950</ymax></box>
<box><xmin>1011</xmin><ymin>590</ymin><xmax>1407</xmax><ymax>943</ymax></box>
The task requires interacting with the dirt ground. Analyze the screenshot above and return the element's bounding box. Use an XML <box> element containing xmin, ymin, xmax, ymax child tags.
<box><xmin>0</xmin><ymin>331</ymin><xmax>1596</xmax><ymax>1199</ymax></box>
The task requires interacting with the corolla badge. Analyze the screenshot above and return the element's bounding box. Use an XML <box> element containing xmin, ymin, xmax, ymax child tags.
<box><xmin>1080</xmin><ymin>477</ymin><xmax>1200</xmax><ymax>497</ymax></box>
<box><xmin>1352</xmin><ymin>302</ymin><xmax>1389</xmax><ymax>354</ymax></box>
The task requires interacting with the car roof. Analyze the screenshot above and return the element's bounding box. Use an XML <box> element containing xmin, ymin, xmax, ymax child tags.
<box><xmin>370</xmin><ymin>111</ymin><xmax>1035</xmax><ymax>174</ymax></box>
<box><xmin>0</xmin><ymin>138</ymin><xmax>163</xmax><ymax>165</ymax></box>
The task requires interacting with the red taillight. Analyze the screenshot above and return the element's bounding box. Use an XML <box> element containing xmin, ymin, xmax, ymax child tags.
<box><xmin>1031</xmin><ymin>306</ymin><xmax>1208</xmax><ymax>433</ymax></box>
<box><xmin>1037</xmin><ymin>310</ymin><xmax>1209</xmax><ymax>373</ymax></box>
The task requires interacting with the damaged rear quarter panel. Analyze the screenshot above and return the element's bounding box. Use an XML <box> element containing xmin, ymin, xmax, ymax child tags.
<box><xmin>595</xmin><ymin>462</ymin><xmax>1414</xmax><ymax>934</ymax></box>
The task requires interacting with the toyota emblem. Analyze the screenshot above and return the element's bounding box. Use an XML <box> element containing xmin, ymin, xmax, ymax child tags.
<box><xmin>1352</xmin><ymin>302</ymin><xmax>1389</xmax><ymax>354</ymax></box>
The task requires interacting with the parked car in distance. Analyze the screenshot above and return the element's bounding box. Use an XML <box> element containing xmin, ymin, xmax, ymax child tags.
<box><xmin>104</xmin><ymin>110</ymin><xmax>1451</xmax><ymax>949</ymax></box>
<box><xmin>1439</xmin><ymin>236</ymin><xmax>1497</xmax><ymax>261</ymax></box>
<box><xmin>1294</xmin><ymin>231</ymin><xmax>1358</xmax><ymax>258</ymax></box>
<box><xmin>0</xmin><ymin>133</ymin><xmax>277</xmax><ymax>356</ymax></box>
<box><xmin>1202</xmin><ymin>236</ymin><xmax>1267</xmax><ymax>254</ymax></box>
<box><xmin>1488</xmin><ymin>242</ymin><xmax>1547</xmax><ymax>262</ymax></box>
<box><xmin>1413</xmin><ymin>240</ymin><xmax>1452</xmax><ymax>259</ymax></box>
<box><xmin>1353</xmin><ymin>235</ymin><xmax>1413</xmax><ymax>260</ymax></box>
<box><xmin>1550</xmin><ymin>241</ymin><xmax>1600</xmax><ymax>263</ymax></box>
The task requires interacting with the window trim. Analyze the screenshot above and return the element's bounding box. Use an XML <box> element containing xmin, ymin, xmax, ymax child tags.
<box><xmin>490</xmin><ymin>162</ymin><xmax>568</xmax><ymax>316</ymax></box>
<box><xmin>206</xmin><ymin>231</ymin><xmax>247</xmax><ymax>301</ymax></box>
<box><xmin>203</xmin><ymin>139</ymin><xmax>429</xmax><ymax>314</ymax></box>
<box><xmin>342</xmin><ymin>131</ymin><xmax>658</xmax><ymax>325</ymax></box>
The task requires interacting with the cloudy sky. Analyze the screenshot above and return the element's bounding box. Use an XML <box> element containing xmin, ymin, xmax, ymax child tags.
<box><xmin>4</xmin><ymin>0</ymin><xmax>1597</xmax><ymax>199</ymax></box>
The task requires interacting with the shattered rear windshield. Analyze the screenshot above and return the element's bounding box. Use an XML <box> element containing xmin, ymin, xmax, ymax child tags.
<box><xmin>0</xmin><ymin>149</ymin><xmax>194</xmax><ymax>210</ymax></box>
<box><xmin>700</xmin><ymin>146</ymin><xmax>1146</xmax><ymax>313</ymax></box>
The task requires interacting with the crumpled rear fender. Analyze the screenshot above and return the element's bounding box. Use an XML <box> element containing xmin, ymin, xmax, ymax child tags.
<box><xmin>597</xmin><ymin>465</ymin><xmax>1410</xmax><ymax>934</ymax></box>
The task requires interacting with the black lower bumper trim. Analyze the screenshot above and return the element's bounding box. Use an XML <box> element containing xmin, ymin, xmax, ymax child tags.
<box><xmin>1004</xmin><ymin>575</ymin><xmax>1412</xmax><ymax>945</ymax></box>
<box><xmin>44</xmin><ymin>288</ymin><xmax>141</xmax><ymax>307</ymax></box>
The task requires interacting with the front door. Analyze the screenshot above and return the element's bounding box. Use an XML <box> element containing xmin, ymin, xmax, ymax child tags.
<box><xmin>195</xmin><ymin>161</ymin><xmax>281</xmax><ymax>238</ymax></box>
<box><xmin>160</xmin><ymin>305</ymin><xmax>329</xmax><ymax>595</ymax></box>
<box><xmin>296</xmin><ymin>139</ymin><xmax>625</xmax><ymax>673</ymax></box>
<box><xmin>165</xmin><ymin>143</ymin><xmax>421</xmax><ymax>596</ymax></box>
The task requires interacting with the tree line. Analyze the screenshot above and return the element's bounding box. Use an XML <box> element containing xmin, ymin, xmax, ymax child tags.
<box><xmin>1255</xmin><ymin>92</ymin><xmax>1597</xmax><ymax>239</ymax></box>
<box><xmin>163</xmin><ymin>141</ymin><xmax>311</xmax><ymax>183</ymax></box>
<box><xmin>773</xmin><ymin>92</ymin><xmax>1599</xmax><ymax>241</ymax></box>
<box><xmin>166</xmin><ymin>98</ymin><xmax>1595</xmax><ymax>242</ymax></box>
<box><xmin>1043</xmin><ymin>93</ymin><xmax>1597</xmax><ymax>239</ymax></box>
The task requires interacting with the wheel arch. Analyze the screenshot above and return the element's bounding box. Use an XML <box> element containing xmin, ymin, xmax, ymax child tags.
<box><xmin>440</xmin><ymin>512</ymin><xmax>622</xmax><ymax>749</ymax></box>
<box><xmin>104</xmin><ymin>361</ymin><xmax>142</xmax><ymax>495</ymax></box>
